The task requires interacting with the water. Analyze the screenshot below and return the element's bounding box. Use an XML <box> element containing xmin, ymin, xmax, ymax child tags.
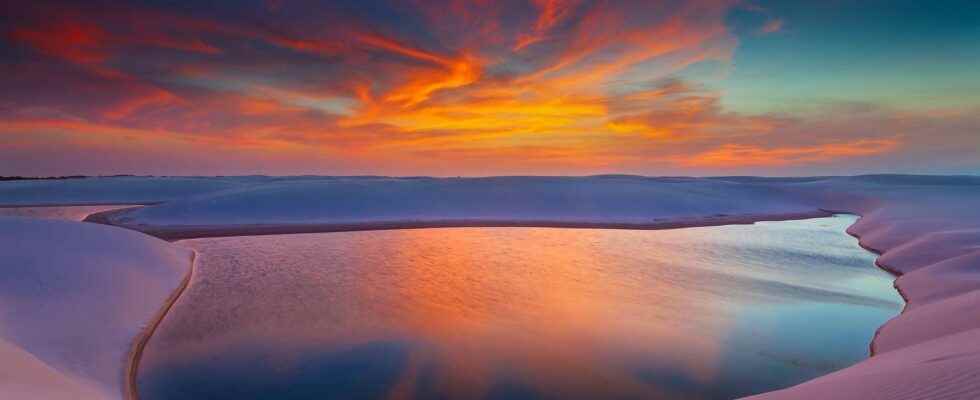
<box><xmin>137</xmin><ymin>215</ymin><xmax>900</xmax><ymax>399</ymax></box>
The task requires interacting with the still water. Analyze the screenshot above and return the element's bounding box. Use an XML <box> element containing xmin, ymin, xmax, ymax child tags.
<box><xmin>138</xmin><ymin>215</ymin><xmax>900</xmax><ymax>400</ymax></box>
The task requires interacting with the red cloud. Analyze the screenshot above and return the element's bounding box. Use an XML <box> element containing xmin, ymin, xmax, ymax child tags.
<box><xmin>3</xmin><ymin>1</ymin><xmax>971</xmax><ymax>176</ymax></box>
<box><xmin>514</xmin><ymin>0</ymin><xmax>581</xmax><ymax>50</ymax></box>
<box><xmin>9</xmin><ymin>19</ymin><xmax>108</xmax><ymax>64</ymax></box>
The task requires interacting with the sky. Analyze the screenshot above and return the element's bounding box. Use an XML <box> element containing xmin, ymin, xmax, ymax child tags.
<box><xmin>1</xmin><ymin>0</ymin><xmax>977</xmax><ymax>176</ymax></box>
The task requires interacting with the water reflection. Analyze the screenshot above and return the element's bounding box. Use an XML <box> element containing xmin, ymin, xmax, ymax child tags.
<box><xmin>138</xmin><ymin>215</ymin><xmax>900</xmax><ymax>399</ymax></box>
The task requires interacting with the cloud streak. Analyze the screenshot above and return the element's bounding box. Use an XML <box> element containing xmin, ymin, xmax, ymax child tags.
<box><xmin>0</xmin><ymin>0</ymin><xmax>975</xmax><ymax>175</ymax></box>
<box><xmin>678</xmin><ymin>139</ymin><xmax>901</xmax><ymax>167</ymax></box>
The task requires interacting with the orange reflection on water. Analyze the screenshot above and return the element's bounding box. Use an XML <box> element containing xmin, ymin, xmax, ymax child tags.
<box><xmin>371</xmin><ymin>228</ymin><xmax>728</xmax><ymax>399</ymax></box>
<box><xmin>138</xmin><ymin>218</ymin><xmax>898</xmax><ymax>400</ymax></box>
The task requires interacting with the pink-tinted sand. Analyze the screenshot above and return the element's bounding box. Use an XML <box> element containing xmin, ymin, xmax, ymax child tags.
<box><xmin>746</xmin><ymin>177</ymin><xmax>980</xmax><ymax>399</ymax></box>
<box><xmin>2</xmin><ymin>175</ymin><xmax>979</xmax><ymax>399</ymax></box>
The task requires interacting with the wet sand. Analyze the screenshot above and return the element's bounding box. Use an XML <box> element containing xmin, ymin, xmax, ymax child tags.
<box><xmin>124</xmin><ymin>252</ymin><xmax>196</xmax><ymax>400</ymax></box>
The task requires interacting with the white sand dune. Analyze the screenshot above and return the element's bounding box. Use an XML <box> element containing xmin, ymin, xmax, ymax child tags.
<box><xmin>87</xmin><ymin>176</ymin><xmax>819</xmax><ymax>239</ymax></box>
<box><xmin>897</xmin><ymin>252</ymin><xmax>980</xmax><ymax>308</ymax></box>
<box><xmin>0</xmin><ymin>339</ymin><xmax>107</xmax><ymax>400</ymax></box>
<box><xmin>745</xmin><ymin>327</ymin><xmax>980</xmax><ymax>400</ymax></box>
<box><xmin>746</xmin><ymin>175</ymin><xmax>980</xmax><ymax>400</ymax></box>
<box><xmin>0</xmin><ymin>205</ymin><xmax>138</xmax><ymax>221</ymax></box>
<box><xmin>0</xmin><ymin>176</ymin><xmax>246</xmax><ymax>206</ymax></box>
<box><xmin>0</xmin><ymin>217</ymin><xmax>192</xmax><ymax>399</ymax></box>
<box><xmin>1</xmin><ymin>174</ymin><xmax>979</xmax><ymax>399</ymax></box>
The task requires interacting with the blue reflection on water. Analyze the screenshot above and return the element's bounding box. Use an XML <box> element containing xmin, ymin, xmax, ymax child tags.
<box><xmin>138</xmin><ymin>215</ymin><xmax>900</xmax><ymax>400</ymax></box>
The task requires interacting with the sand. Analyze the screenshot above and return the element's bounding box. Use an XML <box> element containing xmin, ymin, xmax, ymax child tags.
<box><xmin>0</xmin><ymin>217</ymin><xmax>192</xmax><ymax>399</ymax></box>
<box><xmin>2</xmin><ymin>174</ymin><xmax>979</xmax><ymax>399</ymax></box>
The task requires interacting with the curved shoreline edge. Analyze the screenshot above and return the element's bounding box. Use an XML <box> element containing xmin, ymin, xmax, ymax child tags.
<box><xmin>817</xmin><ymin>210</ymin><xmax>910</xmax><ymax>350</ymax></box>
<box><xmin>84</xmin><ymin>209</ymin><xmax>833</xmax><ymax>241</ymax></box>
<box><xmin>747</xmin><ymin>201</ymin><xmax>980</xmax><ymax>397</ymax></box>
<box><xmin>123</xmin><ymin>251</ymin><xmax>196</xmax><ymax>400</ymax></box>
<box><xmin>97</xmin><ymin>208</ymin><xmax>885</xmax><ymax>400</ymax></box>
<box><xmin>851</xmin><ymin>231</ymin><xmax>917</xmax><ymax>359</ymax></box>
<box><xmin>827</xmin><ymin>210</ymin><xmax>910</xmax><ymax>357</ymax></box>
<box><xmin>9</xmin><ymin>176</ymin><xmax>979</xmax><ymax>400</ymax></box>
<box><xmin>0</xmin><ymin>214</ymin><xmax>197</xmax><ymax>400</ymax></box>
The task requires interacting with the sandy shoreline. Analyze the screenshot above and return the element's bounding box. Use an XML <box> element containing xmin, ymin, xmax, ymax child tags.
<box><xmin>7</xmin><ymin>174</ymin><xmax>978</xmax><ymax>400</ymax></box>
<box><xmin>93</xmin><ymin>207</ymin><xmax>870</xmax><ymax>400</ymax></box>
<box><xmin>122</xmin><ymin>251</ymin><xmax>195</xmax><ymax>400</ymax></box>
<box><xmin>0</xmin><ymin>215</ymin><xmax>193</xmax><ymax>400</ymax></box>
<box><xmin>71</xmin><ymin>207</ymin><xmax>198</xmax><ymax>400</ymax></box>
<box><xmin>84</xmin><ymin>210</ymin><xmax>833</xmax><ymax>241</ymax></box>
<box><xmin>836</xmin><ymin>214</ymin><xmax>910</xmax><ymax>357</ymax></box>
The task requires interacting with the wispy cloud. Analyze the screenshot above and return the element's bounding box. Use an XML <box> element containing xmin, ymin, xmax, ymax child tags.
<box><xmin>677</xmin><ymin>139</ymin><xmax>900</xmax><ymax>167</ymax></box>
<box><xmin>759</xmin><ymin>18</ymin><xmax>784</xmax><ymax>34</ymax></box>
<box><xmin>0</xmin><ymin>0</ymin><xmax>975</xmax><ymax>175</ymax></box>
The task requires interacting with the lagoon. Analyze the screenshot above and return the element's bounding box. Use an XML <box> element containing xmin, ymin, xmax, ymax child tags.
<box><xmin>137</xmin><ymin>215</ymin><xmax>899</xmax><ymax>400</ymax></box>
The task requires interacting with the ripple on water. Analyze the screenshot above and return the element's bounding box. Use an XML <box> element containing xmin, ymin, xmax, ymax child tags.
<box><xmin>138</xmin><ymin>215</ymin><xmax>901</xmax><ymax>400</ymax></box>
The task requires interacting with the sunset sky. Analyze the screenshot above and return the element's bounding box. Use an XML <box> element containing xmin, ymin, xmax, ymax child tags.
<box><xmin>2</xmin><ymin>0</ymin><xmax>977</xmax><ymax>176</ymax></box>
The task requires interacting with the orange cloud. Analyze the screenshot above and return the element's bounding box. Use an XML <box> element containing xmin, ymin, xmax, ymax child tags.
<box><xmin>382</xmin><ymin>57</ymin><xmax>482</xmax><ymax>106</ymax></box>
<box><xmin>7</xmin><ymin>1</ymin><xmax>968</xmax><ymax>176</ymax></box>
<box><xmin>349</xmin><ymin>33</ymin><xmax>484</xmax><ymax>106</ymax></box>
<box><xmin>677</xmin><ymin>138</ymin><xmax>901</xmax><ymax>167</ymax></box>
